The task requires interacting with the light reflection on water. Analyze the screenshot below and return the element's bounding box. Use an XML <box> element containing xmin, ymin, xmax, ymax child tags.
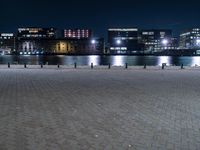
<box><xmin>0</xmin><ymin>55</ymin><xmax>199</xmax><ymax>66</ymax></box>
<box><xmin>112</xmin><ymin>56</ymin><xmax>126</xmax><ymax>66</ymax></box>
<box><xmin>158</xmin><ymin>56</ymin><xmax>172</xmax><ymax>66</ymax></box>
<box><xmin>88</xmin><ymin>55</ymin><xmax>100</xmax><ymax>66</ymax></box>
<box><xmin>191</xmin><ymin>57</ymin><xmax>200</xmax><ymax>66</ymax></box>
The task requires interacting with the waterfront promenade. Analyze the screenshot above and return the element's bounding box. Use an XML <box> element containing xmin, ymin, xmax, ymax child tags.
<box><xmin>0</xmin><ymin>66</ymin><xmax>200</xmax><ymax>150</ymax></box>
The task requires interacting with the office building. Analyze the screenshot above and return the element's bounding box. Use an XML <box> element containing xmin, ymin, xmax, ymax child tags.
<box><xmin>139</xmin><ymin>29</ymin><xmax>175</xmax><ymax>53</ymax></box>
<box><xmin>108</xmin><ymin>28</ymin><xmax>142</xmax><ymax>54</ymax></box>
<box><xmin>17</xmin><ymin>27</ymin><xmax>56</xmax><ymax>39</ymax></box>
<box><xmin>179</xmin><ymin>28</ymin><xmax>200</xmax><ymax>49</ymax></box>
<box><xmin>0</xmin><ymin>33</ymin><xmax>15</xmax><ymax>53</ymax></box>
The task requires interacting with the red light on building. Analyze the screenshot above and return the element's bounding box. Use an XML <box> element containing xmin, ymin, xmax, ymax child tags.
<box><xmin>64</xmin><ymin>29</ymin><xmax>92</xmax><ymax>39</ymax></box>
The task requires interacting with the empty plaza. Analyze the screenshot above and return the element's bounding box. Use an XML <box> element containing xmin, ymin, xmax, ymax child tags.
<box><xmin>0</xmin><ymin>66</ymin><xmax>200</xmax><ymax>150</ymax></box>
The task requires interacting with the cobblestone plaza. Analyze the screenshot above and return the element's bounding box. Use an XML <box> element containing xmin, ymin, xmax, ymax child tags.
<box><xmin>0</xmin><ymin>66</ymin><xmax>200</xmax><ymax>150</ymax></box>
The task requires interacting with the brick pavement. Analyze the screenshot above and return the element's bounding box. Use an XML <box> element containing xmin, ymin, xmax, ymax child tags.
<box><xmin>0</xmin><ymin>67</ymin><xmax>200</xmax><ymax>150</ymax></box>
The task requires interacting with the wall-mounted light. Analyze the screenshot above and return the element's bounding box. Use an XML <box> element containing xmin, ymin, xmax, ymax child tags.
<box><xmin>196</xmin><ymin>39</ymin><xmax>200</xmax><ymax>45</ymax></box>
<box><xmin>91</xmin><ymin>39</ymin><xmax>96</xmax><ymax>44</ymax></box>
<box><xmin>162</xmin><ymin>39</ymin><xmax>168</xmax><ymax>45</ymax></box>
<box><xmin>116</xmin><ymin>39</ymin><xmax>121</xmax><ymax>45</ymax></box>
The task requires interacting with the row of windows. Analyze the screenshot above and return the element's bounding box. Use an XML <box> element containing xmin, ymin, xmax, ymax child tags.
<box><xmin>0</xmin><ymin>37</ymin><xmax>13</xmax><ymax>39</ymax></box>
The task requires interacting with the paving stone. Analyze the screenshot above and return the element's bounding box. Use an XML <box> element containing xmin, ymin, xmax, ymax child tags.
<box><xmin>0</xmin><ymin>68</ymin><xmax>200</xmax><ymax>149</ymax></box>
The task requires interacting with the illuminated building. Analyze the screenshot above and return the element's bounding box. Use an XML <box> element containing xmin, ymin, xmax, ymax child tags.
<box><xmin>108</xmin><ymin>28</ymin><xmax>142</xmax><ymax>54</ymax></box>
<box><xmin>0</xmin><ymin>33</ymin><xmax>15</xmax><ymax>52</ymax></box>
<box><xmin>63</xmin><ymin>29</ymin><xmax>92</xmax><ymax>39</ymax></box>
<box><xmin>139</xmin><ymin>29</ymin><xmax>176</xmax><ymax>53</ymax></box>
<box><xmin>17</xmin><ymin>38</ymin><xmax>104</xmax><ymax>54</ymax></box>
<box><xmin>17</xmin><ymin>39</ymin><xmax>75</xmax><ymax>54</ymax></box>
<box><xmin>179</xmin><ymin>28</ymin><xmax>200</xmax><ymax>49</ymax></box>
<box><xmin>17</xmin><ymin>27</ymin><xmax>56</xmax><ymax>39</ymax></box>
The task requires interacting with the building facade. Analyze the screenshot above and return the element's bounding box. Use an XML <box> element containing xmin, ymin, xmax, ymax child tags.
<box><xmin>17</xmin><ymin>27</ymin><xmax>56</xmax><ymax>39</ymax></box>
<box><xmin>108</xmin><ymin>28</ymin><xmax>142</xmax><ymax>54</ymax></box>
<box><xmin>0</xmin><ymin>33</ymin><xmax>15</xmax><ymax>53</ymax></box>
<box><xmin>63</xmin><ymin>29</ymin><xmax>92</xmax><ymax>39</ymax></box>
<box><xmin>17</xmin><ymin>38</ymin><xmax>104</xmax><ymax>55</ymax></box>
<box><xmin>179</xmin><ymin>28</ymin><xmax>200</xmax><ymax>49</ymax></box>
<box><xmin>139</xmin><ymin>29</ymin><xmax>175</xmax><ymax>53</ymax></box>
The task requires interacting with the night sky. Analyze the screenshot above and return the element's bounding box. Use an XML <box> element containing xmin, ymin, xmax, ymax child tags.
<box><xmin>1</xmin><ymin>0</ymin><xmax>200</xmax><ymax>37</ymax></box>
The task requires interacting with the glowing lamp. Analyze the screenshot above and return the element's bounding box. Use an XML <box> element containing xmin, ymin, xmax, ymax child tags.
<box><xmin>116</xmin><ymin>39</ymin><xmax>121</xmax><ymax>45</ymax></box>
<box><xmin>162</xmin><ymin>39</ymin><xmax>168</xmax><ymax>45</ymax></box>
<box><xmin>91</xmin><ymin>39</ymin><xmax>96</xmax><ymax>44</ymax></box>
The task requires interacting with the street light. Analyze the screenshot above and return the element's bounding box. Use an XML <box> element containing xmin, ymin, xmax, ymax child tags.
<box><xmin>196</xmin><ymin>39</ymin><xmax>200</xmax><ymax>45</ymax></box>
<box><xmin>116</xmin><ymin>39</ymin><xmax>121</xmax><ymax>45</ymax></box>
<box><xmin>162</xmin><ymin>39</ymin><xmax>168</xmax><ymax>45</ymax></box>
<box><xmin>91</xmin><ymin>39</ymin><xmax>96</xmax><ymax>44</ymax></box>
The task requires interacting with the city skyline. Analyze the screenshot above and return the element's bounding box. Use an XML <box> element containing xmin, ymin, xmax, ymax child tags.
<box><xmin>0</xmin><ymin>26</ymin><xmax>200</xmax><ymax>37</ymax></box>
<box><xmin>1</xmin><ymin>0</ymin><xmax>200</xmax><ymax>37</ymax></box>
<box><xmin>1</xmin><ymin>27</ymin><xmax>200</xmax><ymax>56</ymax></box>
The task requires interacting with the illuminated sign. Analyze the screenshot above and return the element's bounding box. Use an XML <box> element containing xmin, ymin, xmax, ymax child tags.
<box><xmin>110</xmin><ymin>47</ymin><xmax>127</xmax><ymax>50</ymax></box>
<box><xmin>108</xmin><ymin>28</ymin><xmax>138</xmax><ymax>31</ymax></box>
<box><xmin>18</xmin><ymin>28</ymin><xmax>43</xmax><ymax>33</ymax></box>
<box><xmin>1</xmin><ymin>33</ymin><xmax>14</xmax><ymax>37</ymax></box>
<box><xmin>142</xmin><ymin>32</ymin><xmax>154</xmax><ymax>35</ymax></box>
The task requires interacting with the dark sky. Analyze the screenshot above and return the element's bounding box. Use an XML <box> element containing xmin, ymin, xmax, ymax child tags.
<box><xmin>1</xmin><ymin>0</ymin><xmax>200</xmax><ymax>37</ymax></box>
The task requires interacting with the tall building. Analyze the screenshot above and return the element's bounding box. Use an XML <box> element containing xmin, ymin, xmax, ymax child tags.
<box><xmin>17</xmin><ymin>27</ymin><xmax>56</xmax><ymax>39</ymax></box>
<box><xmin>0</xmin><ymin>33</ymin><xmax>15</xmax><ymax>52</ymax></box>
<box><xmin>139</xmin><ymin>29</ymin><xmax>175</xmax><ymax>53</ymax></box>
<box><xmin>108</xmin><ymin>28</ymin><xmax>142</xmax><ymax>54</ymax></box>
<box><xmin>179</xmin><ymin>28</ymin><xmax>200</xmax><ymax>49</ymax></box>
<box><xmin>63</xmin><ymin>29</ymin><xmax>92</xmax><ymax>39</ymax></box>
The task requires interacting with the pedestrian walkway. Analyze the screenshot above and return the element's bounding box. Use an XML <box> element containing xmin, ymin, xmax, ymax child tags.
<box><xmin>0</xmin><ymin>68</ymin><xmax>200</xmax><ymax>150</ymax></box>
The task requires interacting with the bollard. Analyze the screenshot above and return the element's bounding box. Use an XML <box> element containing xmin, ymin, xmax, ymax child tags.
<box><xmin>8</xmin><ymin>62</ymin><xmax>10</xmax><ymax>68</ymax></box>
<box><xmin>162</xmin><ymin>63</ymin><xmax>165</xmax><ymax>70</ymax></box>
<box><xmin>125</xmin><ymin>63</ymin><xmax>128</xmax><ymax>69</ymax></box>
<box><xmin>24</xmin><ymin>63</ymin><xmax>27</xmax><ymax>68</ymax></box>
<box><xmin>57</xmin><ymin>64</ymin><xmax>60</xmax><ymax>68</ymax></box>
<box><xmin>108</xmin><ymin>63</ymin><xmax>111</xmax><ymax>69</ymax></box>
<box><xmin>144</xmin><ymin>64</ymin><xmax>146</xmax><ymax>69</ymax></box>
<box><xmin>91</xmin><ymin>63</ymin><xmax>93</xmax><ymax>69</ymax></box>
<box><xmin>74</xmin><ymin>62</ymin><xmax>77</xmax><ymax>69</ymax></box>
<box><xmin>181</xmin><ymin>64</ymin><xmax>184</xmax><ymax>69</ymax></box>
<box><xmin>41</xmin><ymin>63</ymin><xmax>43</xmax><ymax>68</ymax></box>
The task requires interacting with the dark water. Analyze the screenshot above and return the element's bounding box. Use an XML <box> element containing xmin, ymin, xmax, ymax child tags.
<box><xmin>0</xmin><ymin>55</ymin><xmax>200</xmax><ymax>66</ymax></box>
